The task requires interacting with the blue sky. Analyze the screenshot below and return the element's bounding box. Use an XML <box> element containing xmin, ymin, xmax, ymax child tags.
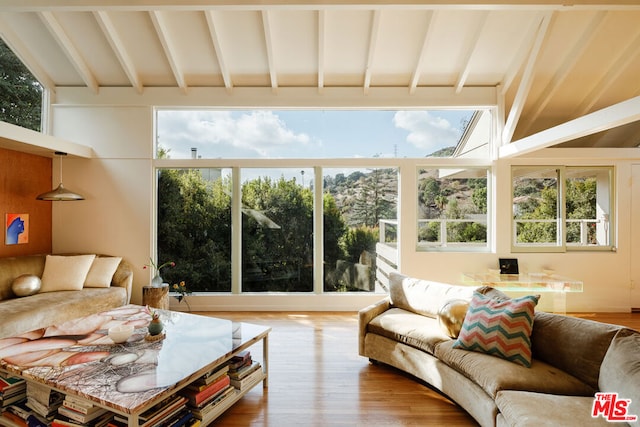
<box><xmin>157</xmin><ymin>109</ymin><xmax>474</xmax><ymax>159</ymax></box>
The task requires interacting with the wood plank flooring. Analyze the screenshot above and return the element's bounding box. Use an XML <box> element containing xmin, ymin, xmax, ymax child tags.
<box><xmin>193</xmin><ymin>311</ymin><xmax>639</xmax><ymax>427</ymax></box>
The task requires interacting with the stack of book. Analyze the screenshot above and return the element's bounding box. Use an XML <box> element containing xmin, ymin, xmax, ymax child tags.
<box><xmin>134</xmin><ymin>394</ymin><xmax>188</xmax><ymax>427</ymax></box>
<box><xmin>0</xmin><ymin>373</ymin><xmax>26</xmax><ymax>410</ymax></box>
<box><xmin>227</xmin><ymin>352</ymin><xmax>263</xmax><ymax>391</ymax></box>
<box><xmin>26</xmin><ymin>382</ymin><xmax>64</xmax><ymax>419</ymax></box>
<box><xmin>181</xmin><ymin>365</ymin><xmax>235</xmax><ymax>424</ymax></box>
<box><xmin>52</xmin><ymin>396</ymin><xmax>112</xmax><ymax>427</ymax></box>
<box><xmin>2</xmin><ymin>401</ymin><xmax>50</xmax><ymax>427</ymax></box>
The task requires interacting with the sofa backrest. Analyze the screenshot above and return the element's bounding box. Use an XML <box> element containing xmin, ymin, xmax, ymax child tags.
<box><xmin>389</xmin><ymin>272</ymin><xmax>476</xmax><ymax>318</ymax></box>
<box><xmin>0</xmin><ymin>254</ymin><xmax>133</xmax><ymax>303</ymax></box>
<box><xmin>0</xmin><ymin>255</ymin><xmax>46</xmax><ymax>300</ymax></box>
<box><xmin>530</xmin><ymin>311</ymin><xmax>622</xmax><ymax>391</ymax></box>
<box><xmin>598</xmin><ymin>328</ymin><xmax>640</xmax><ymax>418</ymax></box>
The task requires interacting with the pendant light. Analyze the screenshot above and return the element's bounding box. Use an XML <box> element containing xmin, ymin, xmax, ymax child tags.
<box><xmin>36</xmin><ymin>151</ymin><xmax>85</xmax><ymax>201</ymax></box>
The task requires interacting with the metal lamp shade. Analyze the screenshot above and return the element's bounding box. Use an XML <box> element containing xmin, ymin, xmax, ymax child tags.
<box><xmin>36</xmin><ymin>183</ymin><xmax>84</xmax><ymax>201</ymax></box>
<box><xmin>36</xmin><ymin>151</ymin><xmax>85</xmax><ymax>201</ymax></box>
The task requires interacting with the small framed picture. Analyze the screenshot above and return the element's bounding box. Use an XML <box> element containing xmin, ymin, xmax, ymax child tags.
<box><xmin>6</xmin><ymin>213</ymin><xmax>29</xmax><ymax>245</ymax></box>
<box><xmin>499</xmin><ymin>258</ymin><xmax>518</xmax><ymax>274</ymax></box>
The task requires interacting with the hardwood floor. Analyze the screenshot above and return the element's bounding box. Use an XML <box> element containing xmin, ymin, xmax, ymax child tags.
<box><xmin>194</xmin><ymin>311</ymin><xmax>640</xmax><ymax>427</ymax></box>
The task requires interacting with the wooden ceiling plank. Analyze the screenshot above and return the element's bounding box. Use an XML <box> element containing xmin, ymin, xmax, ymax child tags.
<box><xmin>363</xmin><ymin>9</ymin><xmax>380</xmax><ymax>95</ymax></box>
<box><xmin>3</xmin><ymin>1</ymin><xmax>640</xmax><ymax>12</ymax></box>
<box><xmin>500</xmin><ymin>95</ymin><xmax>640</xmax><ymax>158</ymax></box>
<box><xmin>409</xmin><ymin>10</ymin><xmax>435</xmax><ymax>95</ymax></box>
<box><xmin>0</xmin><ymin>15</ymin><xmax>56</xmax><ymax>92</ymax></box>
<box><xmin>205</xmin><ymin>10</ymin><xmax>233</xmax><ymax>93</ymax></box>
<box><xmin>500</xmin><ymin>12</ymin><xmax>542</xmax><ymax>95</ymax></box>
<box><xmin>39</xmin><ymin>11</ymin><xmax>99</xmax><ymax>93</ymax></box>
<box><xmin>574</xmin><ymin>29</ymin><xmax>640</xmax><ymax>117</ymax></box>
<box><xmin>519</xmin><ymin>11</ymin><xmax>607</xmax><ymax>135</ymax></box>
<box><xmin>454</xmin><ymin>10</ymin><xmax>488</xmax><ymax>94</ymax></box>
<box><xmin>94</xmin><ymin>11</ymin><xmax>143</xmax><ymax>93</ymax></box>
<box><xmin>150</xmin><ymin>10</ymin><xmax>187</xmax><ymax>93</ymax></box>
<box><xmin>501</xmin><ymin>11</ymin><xmax>551</xmax><ymax>144</ymax></box>
<box><xmin>261</xmin><ymin>9</ymin><xmax>278</xmax><ymax>93</ymax></box>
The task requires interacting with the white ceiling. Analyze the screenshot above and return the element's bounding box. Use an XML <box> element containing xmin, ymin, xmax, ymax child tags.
<box><xmin>1</xmin><ymin>1</ymin><xmax>640</xmax><ymax>148</ymax></box>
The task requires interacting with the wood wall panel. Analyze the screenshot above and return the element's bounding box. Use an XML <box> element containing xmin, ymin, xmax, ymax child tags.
<box><xmin>0</xmin><ymin>147</ymin><xmax>52</xmax><ymax>256</ymax></box>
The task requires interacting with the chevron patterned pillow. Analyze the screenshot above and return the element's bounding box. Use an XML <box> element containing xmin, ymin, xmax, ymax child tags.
<box><xmin>453</xmin><ymin>291</ymin><xmax>540</xmax><ymax>367</ymax></box>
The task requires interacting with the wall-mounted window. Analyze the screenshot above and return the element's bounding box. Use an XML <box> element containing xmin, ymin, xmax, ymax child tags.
<box><xmin>512</xmin><ymin>166</ymin><xmax>614</xmax><ymax>252</ymax></box>
<box><xmin>417</xmin><ymin>167</ymin><xmax>490</xmax><ymax>251</ymax></box>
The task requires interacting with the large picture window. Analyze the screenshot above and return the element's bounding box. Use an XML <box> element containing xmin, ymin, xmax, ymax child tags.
<box><xmin>512</xmin><ymin>166</ymin><xmax>614</xmax><ymax>251</ymax></box>
<box><xmin>155</xmin><ymin>108</ymin><xmax>481</xmax><ymax>295</ymax></box>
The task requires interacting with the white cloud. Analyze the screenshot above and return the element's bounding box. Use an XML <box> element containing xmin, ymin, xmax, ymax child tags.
<box><xmin>392</xmin><ymin>111</ymin><xmax>461</xmax><ymax>151</ymax></box>
<box><xmin>157</xmin><ymin>110</ymin><xmax>312</xmax><ymax>158</ymax></box>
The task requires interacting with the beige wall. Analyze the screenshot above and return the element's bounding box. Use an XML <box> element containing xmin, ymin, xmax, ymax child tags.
<box><xmin>50</xmin><ymin>106</ymin><xmax>153</xmax><ymax>305</ymax></box>
<box><xmin>47</xmin><ymin>92</ymin><xmax>638</xmax><ymax>312</ymax></box>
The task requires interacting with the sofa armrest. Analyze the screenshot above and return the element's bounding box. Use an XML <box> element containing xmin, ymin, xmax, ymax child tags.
<box><xmin>358</xmin><ymin>297</ymin><xmax>391</xmax><ymax>356</ymax></box>
<box><xmin>111</xmin><ymin>258</ymin><xmax>133</xmax><ymax>304</ymax></box>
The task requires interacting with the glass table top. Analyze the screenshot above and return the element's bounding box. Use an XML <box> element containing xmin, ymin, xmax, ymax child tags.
<box><xmin>462</xmin><ymin>272</ymin><xmax>583</xmax><ymax>292</ymax></box>
<box><xmin>0</xmin><ymin>305</ymin><xmax>270</xmax><ymax>414</ymax></box>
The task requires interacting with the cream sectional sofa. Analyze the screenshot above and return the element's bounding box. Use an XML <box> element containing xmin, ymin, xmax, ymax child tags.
<box><xmin>359</xmin><ymin>272</ymin><xmax>640</xmax><ymax>427</ymax></box>
<box><xmin>0</xmin><ymin>254</ymin><xmax>133</xmax><ymax>339</ymax></box>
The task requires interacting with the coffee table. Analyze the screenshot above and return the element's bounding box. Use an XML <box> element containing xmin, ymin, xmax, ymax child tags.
<box><xmin>0</xmin><ymin>305</ymin><xmax>270</xmax><ymax>426</ymax></box>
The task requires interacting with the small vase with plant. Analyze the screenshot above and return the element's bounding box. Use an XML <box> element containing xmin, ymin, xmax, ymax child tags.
<box><xmin>143</xmin><ymin>258</ymin><xmax>175</xmax><ymax>287</ymax></box>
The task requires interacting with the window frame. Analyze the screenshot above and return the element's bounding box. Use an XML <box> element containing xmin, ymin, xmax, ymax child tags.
<box><xmin>511</xmin><ymin>165</ymin><xmax>615</xmax><ymax>253</ymax></box>
<box><xmin>416</xmin><ymin>165</ymin><xmax>492</xmax><ymax>253</ymax></box>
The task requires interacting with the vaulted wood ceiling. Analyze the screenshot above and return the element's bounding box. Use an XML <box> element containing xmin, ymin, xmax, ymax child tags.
<box><xmin>1</xmin><ymin>1</ymin><xmax>639</xmax><ymax>149</ymax></box>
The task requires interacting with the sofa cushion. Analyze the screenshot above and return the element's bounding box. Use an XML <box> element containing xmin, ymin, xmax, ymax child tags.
<box><xmin>436</xmin><ymin>340</ymin><xmax>595</xmax><ymax>398</ymax></box>
<box><xmin>598</xmin><ymin>328</ymin><xmax>640</xmax><ymax>422</ymax></box>
<box><xmin>389</xmin><ymin>272</ymin><xmax>476</xmax><ymax>318</ymax></box>
<box><xmin>368</xmin><ymin>308</ymin><xmax>451</xmax><ymax>355</ymax></box>
<box><xmin>40</xmin><ymin>255</ymin><xmax>96</xmax><ymax>293</ymax></box>
<box><xmin>530</xmin><ymin>311</ymin><xmax>621</xmax><ymax>391</ymax></box>
<box><xmin>84</xmin><ymin>257</ymin><xmax>122</xmax><ymax>288</ymax></box>
<box><xmin>453</xmin><ymin>292</ymin><xmax>539</xmax><ymax>367</ymax></box>
<box><xmin>495</xmin><ymin>390</ymin><xmax>611</xmax><ymax>427</ymax></box>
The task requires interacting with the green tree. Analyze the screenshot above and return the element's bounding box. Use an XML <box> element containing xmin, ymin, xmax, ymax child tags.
<box><xmin>0</xmin><ymin>40</ymin><xmax>41</xmax><ymax>131</ymax></box>
<box><xmin>241</xmin><ymin>176</ymin><xmax>314</xmax><ymax>292</ymax></box>
<box><xmin>158</xmin><ymin>168</ymin><xmax>232</xmax><ymax>292</ymax></box>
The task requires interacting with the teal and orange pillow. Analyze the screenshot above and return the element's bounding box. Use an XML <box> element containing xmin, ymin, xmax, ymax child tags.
<box><xmin>453</xmin><ymin>291</ymin><xmax>539</xmax><ymax>367</ymax></box>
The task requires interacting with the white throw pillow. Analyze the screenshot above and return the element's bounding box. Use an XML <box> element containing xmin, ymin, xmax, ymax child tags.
<box><xmin>84</xmin><ymin>256</ymin><xmax>122</xmax><ymax>288</ymax></box>
<box><xmin>40</xmin><ymin>254</ymin><xmax>96</xmax><ymax>293</ymax></box>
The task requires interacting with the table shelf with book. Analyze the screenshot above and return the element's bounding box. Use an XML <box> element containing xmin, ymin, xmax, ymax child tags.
<box><xmin>0</xmin><ymin>305</ymin><xmax>270</xmax><ymax>427</ymax></box>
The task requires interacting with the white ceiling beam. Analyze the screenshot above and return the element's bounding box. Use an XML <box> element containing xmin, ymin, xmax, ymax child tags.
<box><xmin>501</xmin><ymin>12</ymin><xmax>551</xmax><ymax>144</ymax></box>
<box><xmin>204</xmin><ymin>10</ymin><xmax>233</xmax><ymax>93</ymax></box>
<box><xmin>0</xmin><ymin>15</ymin><xmax>56</xmax><ymax>92</ymax></box>
<box><xmin>261</xmin><ymin>10</ymin><xmax>278</xmax><ymax>93</ymax></box>
<box><xmin>454</xmin><ymin>10</ymin><xmax>488</xmax><ymax>94</ymax></box>
<box><xmin>150</xmin><ymin>10</ymin><xmax>187</xmax><ymax>94</ymax></box>
<box><xmin>317</xmin><ymin>9</ymin><xmax>325</xmax><ymax>93</ymax></box>
<box><xmin>39</xmin><ymin>11</ymin><xmax>99</xmax><ymax>94</ymax></box>
<box><xmin>363</xmin><ymin>9</ymin><xmax>381</xmax><ymax>95</ymax></box>
<box><xmin>519</xmin><ymin>11</ymin><xmax>607</xmax><ymax>135</ymax></box>
<box><xmin>574</xmin><ymin>28</ymin><xmax>640</xmax><ymax>117</ymax></box>
<box><xmin>3</xmin><ymin>1</ymin><xmax>640</xmax><ymax>12</ymax></box>
<box><xmin>500</xmin><ymin>96</ymin><xmax>640</xmax><ymax>158</ymax></box>
<box><xmin>55</xmin><ymin>85</ymin><xmax>498</xmax><ymax>108</ymax></box>
<box><xmin>94</xmin><ymin>11</ymin><xmax>143</xmax><ymax>93</ymax></box>
<box><xmin>409</xmin><ymin>10</ymin><xmax>435</xmax><ymax>95</ymax></box>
